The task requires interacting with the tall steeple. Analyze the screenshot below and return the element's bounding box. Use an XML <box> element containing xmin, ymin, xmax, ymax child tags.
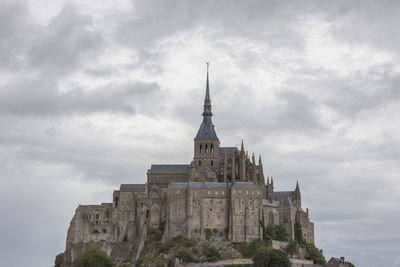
<box><xmin>203</xmin><ymin>62</ymin><xmax>212</xmax><ymax>116</ymax></box>
<box><xmin>193</xmin><ymin>63</ymin><xmax>220</xmax><ymax>182</ymax></box>
<box><xmin>195</xmin><ymin>63</ymin><xmax>218</xmax><ymax>141</ymax></box>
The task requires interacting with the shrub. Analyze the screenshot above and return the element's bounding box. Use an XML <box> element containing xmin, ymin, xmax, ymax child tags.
<box><xmin>284</xmin><ymin>241</ymin><xmax>298</xmax><ymax>257</ymax></box>
<box><xmin>294</xmin><ymin>222</ymin><xmax>306</xmax><ymax>245</ymax></box>
<box><xmin>252</xmin><ymin>247</ymin><xmax>291</xmax><ymax>267</ymax></box>
<box><xmin>347</xmin><ymin>262</ymin><xmax>355</xmax><ymax>267</ymax></box>
<box><xmin>76</xmin><ymin>245</ymin><xmax>114</xmax><ymax>267</ymax></box>
<box><xmin>263</xmin><ymin>224</ymin><xmax>289</xmax><ymax>242</ymax></box>
<box><xmin>175</xmin><ymin>250</ymin><xmax>195</xmax><ymax>262</ymax></box>
<box><xmin>202</xmin><ymin>245</ymin><xmax>221</xmax><ymax>262</ymax></box>
<box><xmin>183</xmin><ymin>238</ymin><xmax>197</xmax><ymax>247</ymax></box>
<box><xmin>245</xmin><ymin>239</ymin><xmax>265</xmax><ymax>258</ymax></box>
<box><xmin>305</xmin><ymin>243</ymin><xmax>326</xmax><ymax>265</ymax></box>
<box><xmin>264</xmin><ymin>224</ymin><xmax>275</xmax><ymax>240</ymax></box>
<box><xmin>121</xmin><ymin>261</ymin><xmax>132</xmax><ymax>267</ymax></box>
<box><xmin>274</xmin><ymin>225</ymin><xmax>289</xmax><ymax>242</ymax></box>
<box><xmin>205</xmin><ymin>228</ymin><xmax>213</xmax><ymax>240</ymax></box>
<box><xmin>148</xmin><ymin>228</ymin><xmax>163</xmax><ymax>241</ymax></box>
<box><xmin>54</xmin><ymin>253</ymin><xmax>64</xmax><ymax>267</ymax></box>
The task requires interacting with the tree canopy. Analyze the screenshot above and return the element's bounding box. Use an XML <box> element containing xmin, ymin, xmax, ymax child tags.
<box><xmin>252</xmin><ymin>247</ymin><xmax>291</xmax><ymax>267</ymax></box>
<box><xmin>76</xmin><ymin>245</ymin><xmax>114</xmax><ymax>267</ymax></box>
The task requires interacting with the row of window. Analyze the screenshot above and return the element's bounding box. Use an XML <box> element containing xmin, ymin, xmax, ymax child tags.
<box><xmin>199</xmin><ymin>144</ymin><xmax>215</xmax><ymax>154</ymax></box>
<box><xmin>176</xmin><ymin>189</ymin><xmax>226</xmax><ymax>196</ymax></box>
<box><xmin>233</xmin><ymin>190</ymin><xmax>260</xmax><ymax>195</ymax></box>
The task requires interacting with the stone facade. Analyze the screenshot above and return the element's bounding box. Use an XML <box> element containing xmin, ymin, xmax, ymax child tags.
<box><xmin>62</xmin><ymin>67</ymin><xmax>315</xmax><ymax>265</ymax></box>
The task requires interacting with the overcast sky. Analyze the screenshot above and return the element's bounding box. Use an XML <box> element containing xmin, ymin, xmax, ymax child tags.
<box><xmin>1</xmin><ymin>0</ymin><xmax>399</xmax><ymax>266</ymax></box>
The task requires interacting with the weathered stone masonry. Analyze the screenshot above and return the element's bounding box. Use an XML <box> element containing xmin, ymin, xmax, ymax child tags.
<box><xmin>63</xmin><ymin>66</ymin><xmax>314</xmax><ymax>265</ymax></box>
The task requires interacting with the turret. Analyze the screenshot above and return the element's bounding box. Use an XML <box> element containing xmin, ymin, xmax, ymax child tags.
<box><xmin>259</xmin><ymin>155</ymin><xmax>265</xmax><ymax>186</ymax></box>
<box><xmin>251</xmin><ymin>152</ymin><xmax>256</xmax><ymax>183</ymax></box>
<box><xmin>240</xmin><ymin>140</ymin><xmax>246</xmax><ymax>181</ymax></box>
<box><xmin>294</xmin><ymin>180</ymin><xmax>301</xmax><ymax>207</ymax></box>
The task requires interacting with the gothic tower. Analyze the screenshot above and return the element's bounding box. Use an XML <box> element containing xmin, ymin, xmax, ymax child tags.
<box><xmin>193</xmin><ymin>63</ymin><xmax>220</xmax><ymax>181</ymax></box>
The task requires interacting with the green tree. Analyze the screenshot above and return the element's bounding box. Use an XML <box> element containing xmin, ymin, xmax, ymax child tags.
<box><xmin>294</xmin><ymin>222</ymin><xmax>306</xmax><ymax>245</ymax></box>
<box><xmin>252</xmin><ymin>247</ymin><xmax>291</xmax><ymax>267</ymax></box>
<box><xmin>284</xmin><ymin>241</ymin><xmax>298</xmax><ymax>257</ymax></box>
<box><xmin>202</xmin><ymin>245</ymin><xmax>221</xmax><ymax>262</ymax></box>
<box><xmin>274</xmin><ymin>225</ymin><xmax>289</xmax><ymax>242</ymax></box>
<box><xmin>76</xmin><ymin>245</ymin><xmax>114</xmax><ymax>267</ymax></box>
<box><xmin>264</xmin><ymin>224</ymin><xmax>276</xmax><ymax>240</ymax></box>
<box><xmin>54</xmin><ymin>253</ymin><xmax>64</xmax><ymax>267</ymax></box>
<box><xmin>347</xmin><ymin>262</ymin><xmax>355</xmax><ymax>267</ymax></box>
<box><xmin>264</xmin><ymin>224</ymin><xmax>289</xmax><ymax>241</ymax></box>
<box><xmin>305</xmin><ymin>243</ymin><xmax>326</xmax><ymax>265</ymax></box>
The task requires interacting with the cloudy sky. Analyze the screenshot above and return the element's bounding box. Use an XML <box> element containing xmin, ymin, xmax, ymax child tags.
<box><xmin>1</xmin><ymin>0</ymin><xmax>400</xmax><ymax>266</ymax></box>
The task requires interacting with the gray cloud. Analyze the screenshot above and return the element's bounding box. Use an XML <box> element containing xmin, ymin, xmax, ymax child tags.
<box><xmin>1</xmin><ymin>0</ymin><xmax>400</xmax><ymax>267</ymax></box>
<box><xmin>27</xmin><ymin>5</ymin><xmax>102</xmax><ymax>75</ymax></box>
<box><xmin>0</xmin><ymin>79</ymin><xmax>159</xmax><ymax>116</ymax></box>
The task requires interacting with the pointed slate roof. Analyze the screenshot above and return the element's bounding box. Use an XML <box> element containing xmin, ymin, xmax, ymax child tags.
<box><xmin>195</xmin><ymin>63</ymin><xmax>219</xmax><ymax>141</ymax></box>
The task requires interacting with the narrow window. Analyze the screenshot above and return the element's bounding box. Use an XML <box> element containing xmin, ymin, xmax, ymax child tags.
<box><xmin>205</xmin><ymin>144</ymin><xmax>208</xmax><ymax>153</ymax></box>
<box><xmin>200</xmin><ymin>144</ymin><xmax>203</xmax><ymax>153</ymax></box>
<box><xmin>199</xmin><ymin>160</ymin><xmax>201</xmax><ymax>166</ymax></box>
<box><xmin>211</xmin><ymin>144</ymin><xmax>214</xmax><ymax>154</ymax></box>
<box><xmin>211</xmin><ymin>160</ymin><xmax>214</xmax><ymax>166</ymax></box>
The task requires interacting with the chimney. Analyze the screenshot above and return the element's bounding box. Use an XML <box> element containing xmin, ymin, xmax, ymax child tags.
<box><xmin>340</xmin><ymin>256</ymin><xmax>345</xmax><ymax>264</ymax></box>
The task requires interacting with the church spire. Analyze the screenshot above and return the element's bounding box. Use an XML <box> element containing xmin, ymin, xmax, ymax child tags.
<box><xmin>203</xmin><ymin>62</ymin><xmax>212</xmax><ymax>116</ymax></box>
<box><xmin>194</xmin><ymin>62</ymin><xmax>218</xmax><ymax>141</ymax></box>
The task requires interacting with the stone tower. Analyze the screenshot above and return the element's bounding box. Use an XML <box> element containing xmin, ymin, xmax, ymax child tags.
<box><xmin>193</xmin><ymin>63</ymin><xmax>220</xmax><ymax>182</ymax></box>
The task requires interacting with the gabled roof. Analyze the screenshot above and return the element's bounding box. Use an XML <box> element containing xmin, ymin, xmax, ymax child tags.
<box><xmin>149</xmin><ymin>164</ymin><xmax>189</xmax><ymax>174</ymax></box>
<box><xmin>171</xmin><ymin>182</ymin><xmax>230</xmax><ymax>189</ymax></box>
<box><xmin>219</xmin><ymin>147</ymin><xmax>239</xmax><ymax>155</ymax></box>
<box><xmin>274</xmin><ymin>191</ymin><xmax>294</xmax><ymax>201</ymax></box>
<box><xmin>120</xmin><ymin>184</ymin><xmax>145</xmax><ymax>192</ymax></box>
<box><xmin>231</xmin><ymin>182</ymin><xmax>258</xmax><ymax>189</ymax></box>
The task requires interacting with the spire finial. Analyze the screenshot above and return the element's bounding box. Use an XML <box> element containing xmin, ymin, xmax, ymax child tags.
<box><xmin>203</xmin><ymin>62</ymin><xmax>212</xmax><ymax>116</ymax></box>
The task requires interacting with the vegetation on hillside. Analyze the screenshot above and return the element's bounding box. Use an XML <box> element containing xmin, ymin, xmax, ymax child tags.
<box><xmin>263</xmin><ymin>224</ymin><xmax>289</xmax><ymax>242</ymax></box>
<box><xmin>136</xmin><ymin>222</ymin><xmax>226</xmax><ymax>266</ymax></box>
<box><xmin>252</xmin><ymin>247</ymin><xmax>291</xmax><ymax>267</ymax></box>
<box><xmin>54</xmin><ymin>253</ymin><xmax>64</xmax><ymax>267</ymax></box>
<box><xmin>76</xmin><ymin>245</ymin><xmax>114</xmax><ymax>267</ymax></box>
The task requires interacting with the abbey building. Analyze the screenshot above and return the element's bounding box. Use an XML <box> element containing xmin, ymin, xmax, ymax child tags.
<box><xmin>63</xmin><ymin>66</ymin><xmax>314</xmax><ymax>265</ymax></box>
